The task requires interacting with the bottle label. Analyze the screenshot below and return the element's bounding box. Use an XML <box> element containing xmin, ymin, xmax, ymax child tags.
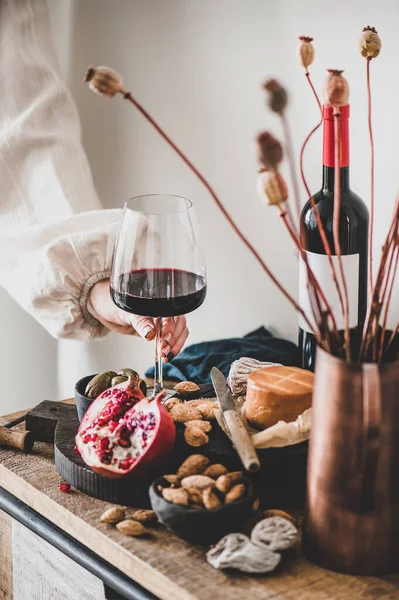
<box><xmin>298</xmin><ymin>250</ymin><xmax>359</xmax><ymax>333</ymax></box>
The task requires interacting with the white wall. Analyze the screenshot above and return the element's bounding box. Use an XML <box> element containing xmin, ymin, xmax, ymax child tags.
<box><xmin>2</xmin><ymin>0</ymin><xmax>399</xmax><ymax>413</ymax></box>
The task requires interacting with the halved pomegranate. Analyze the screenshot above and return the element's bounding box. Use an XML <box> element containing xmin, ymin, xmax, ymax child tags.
<box><xmin>75</xmin><ymin>377</ymin><xmax>176</xmax><ymax>479</ymax></box>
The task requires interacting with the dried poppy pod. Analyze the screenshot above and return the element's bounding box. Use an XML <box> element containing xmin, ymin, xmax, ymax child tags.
<box><xmin>256</xmin><ymin>132</ymin><xmax>283</xmax><ymax>170</ymax></box>
<box><xmin>298</xmin><ymin>36</ymin><xmax>315</xmax><ymax>70</ymax></box>
<box><xmin>324</xmin><ymin>69</ymin><xmax>349</xmax><ymax>110</ymax></box>
<box><xmin>257</xmin><ymin>171</ymin><xmax>288</xmax><ymax>206</ymax></box>
<box><xmin>83</xmin><ymin>66</ymin><xmax>123</xmax><ymax>98</ymax></box>
<box><xmin>359</xmin><ymin>26</ymin><xmax>381</xmax><ymax>59</ymax></box>
<box><xmin>263</xmin><ymin>79</ymin><xmax>288</xmax><ymax>115</ymax></box>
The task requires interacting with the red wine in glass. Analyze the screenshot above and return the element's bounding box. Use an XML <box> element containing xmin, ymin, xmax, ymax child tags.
<box><xmin>111</xmin><ymin>268</ymin><xmax>207</xmax><ymax>317</ymax></box>
<box><xmin>110</xmin><ymin>194</ymin><xmax>207</xmax><ymax>396</ymax></box>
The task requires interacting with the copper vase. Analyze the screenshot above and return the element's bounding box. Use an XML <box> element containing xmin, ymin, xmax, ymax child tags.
<box><xmin>302</xmin><ymin>347</ymin><xmax>399</xmax><ymax>575</ymax></box>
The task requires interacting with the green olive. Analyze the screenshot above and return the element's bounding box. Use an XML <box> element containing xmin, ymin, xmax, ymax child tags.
<box><xmin>85</xmin><ymin>371</ymin><xmax>117</xmax><ymax>399</ymax></box>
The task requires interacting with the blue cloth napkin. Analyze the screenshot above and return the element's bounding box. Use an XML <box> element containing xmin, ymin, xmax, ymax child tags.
<box><xmin>145</xmin><ymin>326</ymin><xmax>299</xmax><ymax>384</ymax></box>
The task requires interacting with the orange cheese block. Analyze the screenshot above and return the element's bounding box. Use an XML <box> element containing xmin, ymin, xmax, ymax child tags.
<box><xmin>245</xmin><ymin>366</ymin><xmax>314</xmax><ymax>430</ymax></box>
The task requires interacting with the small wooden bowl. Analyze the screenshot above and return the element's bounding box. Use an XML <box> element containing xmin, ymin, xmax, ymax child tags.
<box><xmin>149</xmin><ymin>476</ymin><xmax>255</xmax><ymax>545</ymax></box>
<box><xmin>75</xmin><ymin>374</ymin><xmax>96</xmax><ymax>422</ymax></box>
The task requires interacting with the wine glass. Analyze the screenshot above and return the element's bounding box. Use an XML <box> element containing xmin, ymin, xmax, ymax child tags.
<box><xmin>110</xmin><ymin>194</ymin><xmax>207</xmax><ymax>397</ymax></box>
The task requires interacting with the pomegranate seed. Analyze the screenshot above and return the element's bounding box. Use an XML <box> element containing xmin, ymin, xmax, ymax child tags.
<box><xmin>99</xmin><ymin>438</ymin><xmax>110</xmax><ymax>450</ymax></box>
<box><xmin>100</xmin><ymin>454</ymin><xmax>112</xmax><ymax>465</ymax></box>
<box><xmin>119</xmin><ymin>438</ymin><xmax>131</xmax><ymax>448</ymax></box>
<box><xmin>74</xmin><ymin>445</ymin><xmax>81</xmax><ymax>455</ymax></box>
<box><xmin>119</xmin><ymin>458</ymin><xmax>134</xmax><ymax>470</ymax></box>
<box><xmin>59</xmin><ymin>482</ymin><xmax>72</xmax><ymax>494</ymax></box>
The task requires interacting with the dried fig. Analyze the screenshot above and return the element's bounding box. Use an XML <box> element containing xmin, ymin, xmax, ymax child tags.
<box><xmin>225</xmin><ymin>483</ymin><xmax>246</xmax><ymax>504</ymax></box>
<box><xmin>100</xmin><ymin>507</ymin><xmax>126</xmax><ymax>524</ymax></box>
<box><xmin>215</xmin><ymin>471</ymin><xmax>243</xmax><ymax>494</ymax></box>
<box><xmin>176</xmin><ymin>454</ymin><xmax>209</xmax><ymax>478</ymax></box>
<box><xmin>170</xmin><ymin>405</ymin><xmax>203</xmax><ymax>423</ymax></box>
<box><xmin>206</xmin><ymin>533</ymin><xmax>281</xmax><ymax>573</ymax></box>
<box><xmin>203</xmin><ymin>488</ymin><xmax>222</xmax><ymax>510</ymax></box>
<box><xmin>184</xmin><ymin>426</ymin><xmax>209</xmax><ymax>447</ymax></box>
<box><xmin>203</xmin><ymin>464</ymin><xmax>228</xmax><ymax>479</ymax></box>
<box><xmin>181</xmin><ymin>475</ymin><xmax>215</xmax><ymax>490</ymax></box>
<box><xmin>251</xmin><ymin>516</ymin><xmax>298</xmax><ymax>552</ymax></box>
<box><xmin>162</xmin><ymin>487</ymin><xmax>190</xmax><ymax>506</ymax></box>
<box><xmin>85</xmin><ymin>371</ymin><xmax>116</xmax><ymax>399</ymax></box>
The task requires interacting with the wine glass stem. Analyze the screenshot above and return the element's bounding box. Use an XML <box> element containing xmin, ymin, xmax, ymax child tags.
<box><xmin>153</xmin><ymin>317</ymin><xmax>163</xmax><ymax>396</ymax></box>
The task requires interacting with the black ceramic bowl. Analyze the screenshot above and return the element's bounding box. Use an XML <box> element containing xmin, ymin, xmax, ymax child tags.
<box><xmin>75</xmin><ymin>374</ymin><xmax>97</xmax><ymax>422</ymax></box>
<box><xmin>149</xmin><ymin>476</ymin><xmax>255</xmax><ymax>545</ymax></box>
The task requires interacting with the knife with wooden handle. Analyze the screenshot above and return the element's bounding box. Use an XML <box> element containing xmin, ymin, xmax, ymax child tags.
<box><xmin>0</xmin><ymin>414</ymin><xmax>34</xmax><ymax>452</ymax></box>
<box><xmin>211</xmin><ymin>367</ymin><xmax>260</xmax><ymax>473</ymax></box>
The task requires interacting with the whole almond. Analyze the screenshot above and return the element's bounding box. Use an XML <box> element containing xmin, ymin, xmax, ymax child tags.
<box><xmin>203</xmin><ymin>488</ymin><xmax>222</xmax><ymax>510</ymax></box>
<box><xmin>203</xmin><ymin>464</ymin><xmax>228</xmax><ymax>479</ymax></box>
<box><xmin>181</xmin><ymin>475</ymin><xmax>215</xmax><ymax>490</ymax></box>
<box><xmin>216</xmin><ymin>471</ymin><xmax>243</xmax><ymax>494</ymax></box>
<box><xmin>162</xmin><ymin>487</ymin><xmax>189</xmax><ymax>506</ymax></box>
<box><xmin>176</xmin><ymin>454</ymin><xmax>209</xmax><ymax>478</ymax></box>
<box><xmin>186</xmin><ymin>487</ymin><xmax>204</xmax><ymax>505</ymax></box>
<box><xmin>165</xmin><ymin>398</ymin><xmax>182</xmax><ymax>411</ymax></box>
<box><xmin>184</xmin><ymin>419</ymin><xmax>212</xmax><ymax>433</ymax></box>
<box><xmin>131</xmin><ymin>509</ymin><xmax>157</xmax><ymax>524</ymax></box>
<box><xmin>225</xmin><ymin>483</ymin><xmax>246</xmax><ymax>504</ymax></box>
<box><xmin>116</xmin><ymin>520</ymin><xmax>148</xmax><ymax>537</ymax></box>
<box><xmin>163</xmin><ymin>474</ymin><xmax>181</xmax><ymax>487</ymax></box>
<box><xmin>197</xmin><ymin>403</ymin><xmax>216</xmax><ymax>420</ymax></box>
<box><xmin>100</xmin><ymin>507</ymin><xmax>126</xmax><ymax>524</ymax></box>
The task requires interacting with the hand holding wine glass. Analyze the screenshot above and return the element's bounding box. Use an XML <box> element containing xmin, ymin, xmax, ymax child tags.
<box><xmin>110</xmin><ymin>194</ymin><xmax>207</xmax><ymax>396</ymax></box>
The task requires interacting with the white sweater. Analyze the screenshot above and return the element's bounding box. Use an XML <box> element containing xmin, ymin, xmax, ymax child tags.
<box><xmin>0</xmin><ymin>0</ymin><xmax>120</xmax><ymax>341</ymax></box>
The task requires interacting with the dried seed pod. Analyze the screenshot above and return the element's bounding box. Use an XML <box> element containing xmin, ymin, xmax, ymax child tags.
<box><xmin>262</xmin><ymin>509</ymin><xmax>296</xmax><ymax>525</ymax></box>
<box><xmin>257</xmin><ymin>171</ymin><xmax>288</xmax><ymax>206</ymax></box>
<box><xmin>216</xmin><ymin>471</ymin><xmax>243</xmax><ymax>494</ymax></box>
<box><xmin>176</xmin><ymin>454</ymin><xmax>209</xmax><ymax>478</ymax></box>
<box><xmin>225</xmin><ymin>483</ymin><xmax>246</xmax><ymax>504</ymax></box>
<box><xmin>251</xmin><ymin>516</ymin><xmax>298</xmax><ymax>552</ymax></box>
<box><xmin>164</xmin><ymin>398</ymin><xmax>182</xmax><ymax>411</ymax></box>
<box><xmin>131</xmin><ymin>509</ymin><xmax>158</xmax><ymax>524</ymax></box>
<box><xmin>359</xmin><ymin>26</ymin><xmax>381</xmax><ymax>59</ymax></box>
<box><xmin>174</xmin><ymin>381</ymin><xmax>200</xmax><ymax>393</ymax></box>
<box><xmin>186</xmin><ymin>487</ymin><xmax>204</xmax><ymax>505</ymax></box>
<box><xmin>298</xmin><ymin>36</ymin><xmax>314</xmax><ymax>69</ymax></box>
<box><xmin>263</xmin><ymin>79</ymin><xmax>288</xmax><ymax>114</ymax></box>
<box><xmin>83</xmin><ymin>66</ymin><xmax>123</xmax><ymax>98</ymax></box>
<box><xmin>163</xmin><ymin>474</ymin><xmax>181</xmax><ymax>487</ymax></box>
<box><xmin>162</xmin><ymin>487</ymin><xmax>190</xmax><ymax>506</ymax></box>
<box><xmin>197</xmin><ymin>403</ymin><xmax>217</xmax><ymax>420</ymax></box>
<box><xmin>100</xmin><ymin>507</ymin><xmax>126</xmax><ymax>524</ymax></box>
<box><xmin>203</xmin><ymin>464</ymin><xmax>228</xmax><ymax>479</ymax></box>
<box><xmin>184</xmin><ymin>420</ymin><xmax>212</xmax><ymax>433</ymax></box>
<box><xmin>206</xmin><ymin>534</ymin><xmax>281</xmax><ymax>573</ymax></box>
<box><xmin>170</xmin><ymin>404</ymin><xmax>203</xmax><ymax>423</ymax></box>
<box><xmin>256</xmin><ymin>132</ymin><xmax>283</xmax><ymax>170</ymax></box>
<box><xmin>203</xmin><ymin>488</ymin><xmax>222</xmax><ymax>510</ymax></box>
<box><xmin>116</xmin><ymin>520</ymin><xmax>149</xmax><ymax>537</ymax></box>
<box><xmin>324</xmin><ymin>69</ymin><xmax>349</xmax><ymax>109</ymax></box>
<box><xmin>181</xmin><ymin>475</ymin><xmax>215</xmax><ymax>490</ymax></box>
<box><xmin>184</xmin><ymin>426</ymin><xmax>209</xmax><ymax>447</ymax></box>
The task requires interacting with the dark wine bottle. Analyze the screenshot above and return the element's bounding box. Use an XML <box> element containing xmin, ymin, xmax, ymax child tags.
<box><xmin>299</xmin><ymin>104</ymin><xmax>369</xmax><ymax>370</ymax></box>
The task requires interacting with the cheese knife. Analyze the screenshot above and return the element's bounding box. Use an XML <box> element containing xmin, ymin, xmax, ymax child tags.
<box><xmin>211</xmin><ymin>367</ymin><xmax>260</xmax><ymax>473</ymax></box>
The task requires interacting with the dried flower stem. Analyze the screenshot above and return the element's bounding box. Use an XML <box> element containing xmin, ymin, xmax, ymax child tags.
<box><xmin>281</xmin><ymin>114</ymin><xmax>302</xmax><ymax>223</ymax></box>
<box><xmin>384</xmin><ymin>322</ymin><xmax>399</xmax><ymax>356</ymax></box>
<box><xmin>366</xmin><ymin>57</ymin><xmax>375</xmax><ymax>296</ymax></box>
<box><xmin>120</xmin><ymin>89</ymin><xmax>316</xmax><ymax>336</ymax></box>
<box><xmin>300</xmin><ymin>72</ymin><xmax>346</xmax><ymax>321</ymax></box>
<box><xmin>333</xmin><ymin>112</ymin><xmax>351</xmax><ymax>361</ymax></box>
<box><xmin>378</xmin><ymin>242</ymin><xmax>399</xmax><ymax>362</ymax></box>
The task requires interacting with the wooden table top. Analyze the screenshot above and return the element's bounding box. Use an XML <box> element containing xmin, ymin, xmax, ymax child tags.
<box><xmin>1</xmin><ymin>404</ymin><xmax>399</xmax><ymax>600</ymax></box>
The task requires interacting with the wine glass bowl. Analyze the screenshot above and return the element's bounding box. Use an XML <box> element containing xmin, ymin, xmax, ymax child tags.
<box><xmin>110</xmin><ymin>194</ymin><xmax>207</xmax><ymax>395</ymax></box>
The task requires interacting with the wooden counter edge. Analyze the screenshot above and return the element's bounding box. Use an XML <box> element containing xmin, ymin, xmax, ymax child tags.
<box><xmin>0</xmin><ymin>465</ymin><xmax>196</xmax><ymax>600</ymax></box>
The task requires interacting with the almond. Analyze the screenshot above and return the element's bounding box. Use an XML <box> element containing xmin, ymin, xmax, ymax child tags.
<box><xmin>184</xmin><ymin>426</ymin><xmax>209</xmax><ymax>447</ymax></box>
<box><xmin>100</xmin><ymin>507</ymin><xmax>126</xmax><ymax>524</ymax></box>
<box><xmin>131</xmin><ymin>509</ymin><xmax>157</xmax><ymax>524</ymax></box>
<box><xmin>176</xmin><ymin>454</ymin><xmax>209</xmax><ymax>478</ymax></box>
<box><xmin>162</xmin><ymin>487</ymin><xmax>190</xmax><ymax>506</ymax></box>
<box><xmin>216</xmin><ymin>471</ymin><xmax>243</xmax><ymax>494</ymax></box>
<box><xmin>203</xmin><ymin>464</ymin><xmax>228</xmax><ymax>479</ymax></box>
<box><xmin>225</xmin><ymin>483</ymin><xmax>246</xmax><ymax>504</ymax></box>
<box><xmin>181</xmin><ymin>475</ymin><xmax>215</xmax><ymax>490</ymax></box>
<box><xmin>203</xmin><ymin>488</ymin><xmax>222</xmax><ymax>510</ymax></box>
<box><xmin>116</xmin><ymin>519</ymin><xmax>149</xmax><ymax>537</ymax></box>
